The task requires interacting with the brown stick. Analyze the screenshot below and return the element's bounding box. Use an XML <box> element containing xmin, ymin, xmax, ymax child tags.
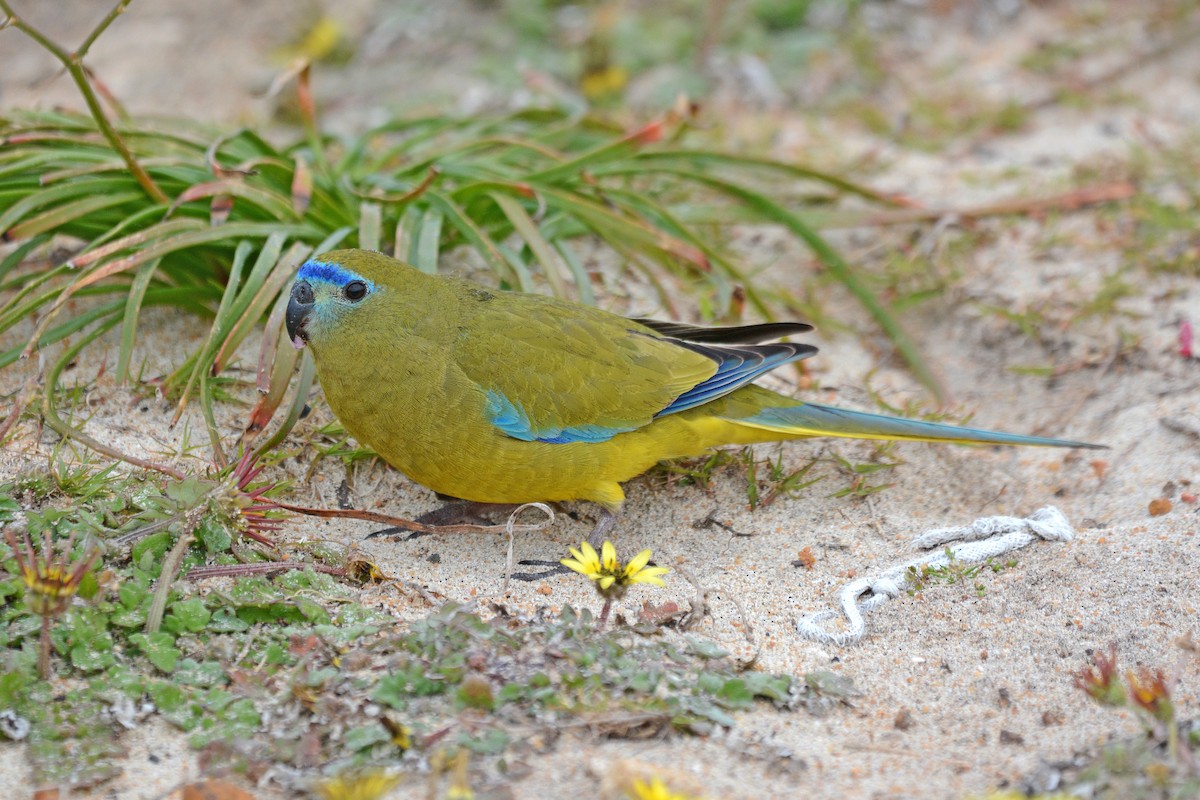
<box><xmin>275</xmin><ymin>500</ymin><xmax>545</xmax><ymax>536</ymax></box>
<box><xmin>185</xmin><ymin>562</ymin><xmax>347</xmax><ymax>580</ymax></box>
<box><xmin>853</xmin><ymin>182</ymin><xmax>1136</xmax><ymax>228</ymax></box>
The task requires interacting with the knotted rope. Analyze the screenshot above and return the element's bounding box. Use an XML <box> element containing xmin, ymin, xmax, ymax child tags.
<box><xmin>796</xmin><ymin>507</ymin><xmax>1075</xmax><ymax>646</ymax></box>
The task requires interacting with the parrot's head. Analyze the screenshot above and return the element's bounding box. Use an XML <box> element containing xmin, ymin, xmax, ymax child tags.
<box><xmin>286</xmin><ymin>250</ymin><xmax>392</xmax><ymax>351</ymax></box>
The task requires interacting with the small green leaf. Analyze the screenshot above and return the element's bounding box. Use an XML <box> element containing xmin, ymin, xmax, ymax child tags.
<box><xmin>129</xmin><ymin>631</ymin><xmax>180</xmax><ymax>673</ymax></box>
<box><xmin>343</xmin><ymin>723</ymin><xmax>391</xmax><ymax>752</ymax></box>
<box><xmin>686</xmin><ymin>637</ymin><xmax>729</xmax><ymax>660</ymax></box>
<box><xmin>165</xmin><ymin>597</ymin><xmax>211</xmax><ymax>633</ymax></box>
<box><xmin>197</xmin><ymin>518</ymin><xmax>232</xmax><ymax>554</ymax></box>
<box><xmin>147</xmin><ymin>680</ymin><xmax>185</xmax><ymax>712</ymax></box>
<box><xmin>460</xmin><ymin>729</ymin><xmax>510</xmax><ymax>755</ymax></box>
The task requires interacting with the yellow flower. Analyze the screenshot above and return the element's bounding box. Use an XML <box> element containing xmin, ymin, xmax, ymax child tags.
<box><xmin>562</xmin><ymin>541</ymin><xmax>669</xmax><ymax>598</ymax></box>
<box><xmin>314</xmin><ymin>769</ymin><xmax>400</xmax><ymax>800</ymax></box>
<box><xmin>1126</xmin><ymin>666</ymin><xmax>1174</xmax><ymax>722</ymax></box>
<box><xmin>562</xmin><ymin>541</ymin><xmax>605</xmax><ymax>581</ymax></box>
<box><xmin>382</xmin><ymin>714</ymin><xmax>412</xmax><ymax>750</ymax></box>
<box><xmin>6</xmin><ymin>527</ymin><xmax>99</xmax><ymax>618</ymax></box>
<box><xmin>623</xmin><ymin>547</ymin><xmax>670</xmax><ymax>588</ymax></box>
<box><xmin>629</xmin><ymin>776</ymin><xmax>696</xmax><ymax>800</ymax></box>
<box><xmin>446</xmin><ymin>748</ymin><xmax>474</xmax><ymax>800</ymax></box>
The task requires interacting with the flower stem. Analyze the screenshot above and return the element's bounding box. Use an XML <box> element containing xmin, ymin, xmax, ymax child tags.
<box><xmin>38</xmin><ymin>614</ymin><xmax>51</xmax><ymax>680</ymax></box>
<box><xmin>598</xmin><ymin>598</ymin><xmax>613</xmax><ymax>630</ymax></box>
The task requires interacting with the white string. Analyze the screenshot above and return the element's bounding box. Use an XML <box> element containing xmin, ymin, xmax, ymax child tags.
<box><xmin>796</xmin><ymin>507</ymin><xmax>1074</xmax><ymax>646</ymax></box>
<box><xmin>501</xmin><ymin>502</ymin><xmax>555</xmax><ymax>594</ymax></box>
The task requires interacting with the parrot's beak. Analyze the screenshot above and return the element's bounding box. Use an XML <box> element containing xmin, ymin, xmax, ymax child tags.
<box><xmin>285</xmin><ymin>280</ymin><xmax>314</xmax><ymax>349</ymax></box>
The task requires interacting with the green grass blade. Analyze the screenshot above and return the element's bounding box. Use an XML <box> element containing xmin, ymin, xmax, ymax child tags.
<box><xmin>0</xmin><ymin>277</ymin><xmax>73</xmax><ymax>336</ymax></box>
<box><xmin>358</xmin><ymin>201</ymin><xmax>381</xmax><ymax>251</ymax></box>
<box><xmin>250</xmin><ymin>349</ymin><xmax>316</xmax><ymax>463</ymax></box>
<box><xmin>531</xmin><ymin>184</ymin><xmax>709</xmax><ymax>272</ymax></box>
<box><xmin>245</xmin><ymin>291</ymin><xmax>302</xmax><ymax>446</ymax></box>
<box><xmin>414</xmin><ymin>208</ymin><xmax>443</xmax><ymax>274</ymax></box>
<box><xmin>489</xmin><ymin>191</ymin><xmax>567</xmax><ymax>297</ymax></box>
<box><xmin>211</xmin><ymin>240</ymin><xmax>312</xmax><ymax>375</ymax></box>
<box><xmin>620</xmin><ymin>150</ymin><xmax>903</xmax><ymax>206</ymax></box>
<box><xmin>310</xmin><ymin>226</ymin><xmax>354</xmax><ymax>257</ymax></box>
<box><xmin>0</xmin><ymin>287</ymin><xmax>201</xmax><ymax>369</ymax></box>
<box><xmin>169</xmin><ymin>178</ymin><xmax>299</xmax><ymax>222</ymax></box>
<box><xmin>523</xmin><ymin>122</ymin><xmax>660</xmax><ymax>184</ymax></box>
<box><xmin>393</xmin><ymin>206</ymin><xmax>420</xmax><ymax>263</ymax></box>
<box><xmin>0</xmin><ymin>178</ymin><xmax>144</xmax><ymax>235</ymax></box>
<box><xmin>207</xmin><ymin>234</ymin><xmax>287</xmax><ymax>372</ymax></box>
<box><xmin>116</xmin><ymin>257</ymin><xmax>161</xmax><ymax>385</ymax></box>
<box><xmin>553</xmin><ymin>239</ymin><xmax>595</xmax><ymax>306</ymax></box>
<box><xmin>6</xmin><ymin>191</ymin><xmax>144</xmax><ymax>239</ymax></box>
<box><xmin>0</xmin><ymin>234</ymin><xmax>49</xmax><ymax>282</ymax></box>
<box><xmin>170</xmin><ymin>241</ymin><xmax>255</xmax><ymax>418</ymax></box>
<box><xmin>424</xmin><ymin>189</ymin><xmax>520</xmax><ymax>288</ymax></box>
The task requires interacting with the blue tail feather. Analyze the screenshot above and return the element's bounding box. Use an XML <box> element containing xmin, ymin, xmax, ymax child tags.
<box><xmin>735</xmin><ymin>401</ymin><xmax>1104</xmax><ymax>449</ymax></box>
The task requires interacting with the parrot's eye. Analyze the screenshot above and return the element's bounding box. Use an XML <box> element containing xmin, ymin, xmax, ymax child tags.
<box><xmin>343</xmin><ymin>280</ymin><xmax>368</xmax><ymax>302</ymax></box>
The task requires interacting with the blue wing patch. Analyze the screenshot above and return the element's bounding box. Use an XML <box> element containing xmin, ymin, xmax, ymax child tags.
<box><xmin>484</xmin><ymin>390</ymin><xmax>636</xmax><ymax>444</ymax></box>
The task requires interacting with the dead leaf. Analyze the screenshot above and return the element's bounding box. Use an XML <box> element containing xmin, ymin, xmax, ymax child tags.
<box><xmin>173</xmin><ymin>779</ymin><xmax>255</xmax><ymax>800</ymax></box>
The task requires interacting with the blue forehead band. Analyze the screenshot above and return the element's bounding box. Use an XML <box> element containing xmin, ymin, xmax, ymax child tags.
<box><xmin>297</xmin><ymin>259</ymin><xmax>373</xmax><ymax>290</ymax></box>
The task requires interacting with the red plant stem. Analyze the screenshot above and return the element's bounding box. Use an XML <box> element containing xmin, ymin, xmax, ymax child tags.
<box><xmin>598</xmin><ymin>598</ymin><xmax>613</xmax><ymax>631</ymax></box>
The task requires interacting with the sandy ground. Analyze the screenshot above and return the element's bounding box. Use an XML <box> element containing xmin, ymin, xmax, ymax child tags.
<box><xmin>2</xmin><ymin>1</ymin><xmax>1199</xmax><ymax>798</ymax></box>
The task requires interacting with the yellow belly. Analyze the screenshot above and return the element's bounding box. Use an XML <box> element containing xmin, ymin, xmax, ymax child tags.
<box><xmin>326</xmin><ymin>379</ymin><xmax>770</xmax><ymax>510</ymax></box>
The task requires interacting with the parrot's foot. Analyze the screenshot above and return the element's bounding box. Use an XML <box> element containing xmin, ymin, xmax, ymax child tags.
<box><xmin>417</xmin><ymin>500</ymin><xmax>518</xmax><ymax>527</ymax></box>
<box><xmin>509</xmin><ymin>508</ymin><xmax>619</xmax><ymax>582</ymax></box>
<box><xmin>366</xmin><ymin>500</ymin><xmax>518</xmax><ymax>540</ymax></box>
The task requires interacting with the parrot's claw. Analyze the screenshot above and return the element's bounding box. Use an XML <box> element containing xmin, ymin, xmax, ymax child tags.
<box><xmin>510</xmin><ymin>560</ymin><xmax>572</xmax><ymax>582</ymax></box>
<box><xmin>366</xmin><ymin>527</ymin><xmax>427</xmax><ymax>541</ymax></box>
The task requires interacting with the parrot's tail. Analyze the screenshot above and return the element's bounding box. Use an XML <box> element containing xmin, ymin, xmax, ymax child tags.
<box><xmin>729</xmin><ymin>400</ymin><xmax>1104</xmax><ymax>449</ymax></box>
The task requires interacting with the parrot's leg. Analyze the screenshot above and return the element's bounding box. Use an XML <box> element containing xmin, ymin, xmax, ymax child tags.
<box><xmin>511</xmin><ymin>508</ymin><xmax>619</xmax><ymax>581</ymax></box>
<box><xmin>585</xmin><ymin>508</ymin><xmax>618</xmax><ymax>545</ymax></box>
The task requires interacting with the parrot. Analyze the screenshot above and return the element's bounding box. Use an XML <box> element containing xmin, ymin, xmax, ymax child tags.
<box><xmin>285</xmin><ymin>249</ymin><xmax>1102</xmax><ymax>573</ymax></box>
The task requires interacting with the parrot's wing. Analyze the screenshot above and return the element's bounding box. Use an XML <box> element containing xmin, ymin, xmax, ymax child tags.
<box><xmin>654</xmin><ymin>336</ymin><xmax>815</xmax><ymax>416</ymax></box>
<box><xmin>453</xmin><ymin>296</ymin><xmax>815</xmax><ymax>444</ymax></box>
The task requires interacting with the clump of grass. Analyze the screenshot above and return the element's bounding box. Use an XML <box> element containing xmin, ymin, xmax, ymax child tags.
<box><xmin>655</xmin><ymin>441</ymin><xmax>898</xmax><ymax>510</ymax></box>
<box><xmin>905</xmin><ymin>547</ymin><xmax>1018</xmax><ymax>599</ymax></box>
